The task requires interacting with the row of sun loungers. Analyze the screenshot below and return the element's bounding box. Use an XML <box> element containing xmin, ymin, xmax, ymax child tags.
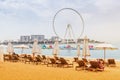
<box><xmin>75</xmin><ymin>60</ymin><xmax>104</xmax><ymax>71</ymax></box>
<box><xmin>3</xmin><ymin>54</ymin><xmax>116</xmax><ymax>71</ymax></box>
<box><xmin>74</xmin><ymin>58</ymin><xmax>116</xmax><ymax>72</ymax></box>
<box><xmin>3</xmin><ymin>54</ymin><xmax>73</xmax><ymax>67</ymax></box>
<box><xmin>47</xmin><ymin>57</ymin><xmax>73</xmax><ymax>68</ymax></box>
<box><xmin>4</xmin><ymin>54</ymin><xmax>19</xmax><ymax>62</ymax></box>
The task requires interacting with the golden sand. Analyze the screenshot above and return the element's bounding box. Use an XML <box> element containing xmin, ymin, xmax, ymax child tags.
<box><xmin>0</xmin><ymin>61</ymin><xmax>120</xmax><ymax>80</ymax></box>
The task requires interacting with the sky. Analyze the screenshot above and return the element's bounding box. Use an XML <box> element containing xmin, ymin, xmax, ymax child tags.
<box><xmin>0</xmin><ymin>0</ymin><xmax>120</xmax><ymax>47</ymax></box>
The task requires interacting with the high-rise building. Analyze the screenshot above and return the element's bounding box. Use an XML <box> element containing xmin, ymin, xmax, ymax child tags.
<box><xmin>20</xmin><ymin>36</ymin><xmax>30</xmax><ymax>42</ymax></box>
<box><xmin>31</xmin><ymin>35</ymin><xmax>45</xmax><ymax>42</ymax></box>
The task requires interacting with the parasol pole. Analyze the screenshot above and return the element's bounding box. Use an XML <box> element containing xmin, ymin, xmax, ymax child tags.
<box><xmin>104</xmin><ymin>48</ymin><xmax>106</xmax><ymax>62</ymax></box>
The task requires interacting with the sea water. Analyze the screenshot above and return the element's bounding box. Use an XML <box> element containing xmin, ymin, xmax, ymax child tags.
<box><xmin>12</xmin><ymin>48</ymin><xmax>120</xmax><ymax>60</ymax></box>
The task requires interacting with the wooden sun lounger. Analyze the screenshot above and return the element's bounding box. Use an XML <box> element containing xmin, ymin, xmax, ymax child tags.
<box><xmin>88</xmin><ymin>61</ymin><xmax>104</xmax><ymax>72</ymax></box>
<box><xmin>47</xmin><ymin>58</ymin><xmax>57</xmax><ymax>67</ymax></box>
<box><xmin>107</xmin><ymin>59</ymin><xmax>116</xmax><ymax>67</ymax></box>
<box><xmin>75</xmin><ymin>60</ymin><xmax>86</xmax><ymax>70</ymax></box>
<box><xmin>58</xmin><ymin>58</ymin><xmax>73</xmax><ymax>68</ymax></box>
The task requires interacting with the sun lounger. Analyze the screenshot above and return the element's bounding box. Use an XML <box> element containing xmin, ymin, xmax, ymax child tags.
<box><xmin>4</xmin><ymin>54</ymin><xmax>19</xmax><ymax>62</ymax></box>
<box><xmin>97</xmin><ymin>59</ymin><xmax>105</xmax><ymax>64</ymax></box>
<box><xmin>47</xmin><ymin>58</ymin><xmax>57</xmax><ymax>67</ymax></box>
<box><xmin>54</xmin><ymin>56</ymin><xmax>59</xmax><ymax>61</ymax></box>
<box><xmin>41</xmin><ymin>55</ymin><xmax>47</xmax><ymax>64</ymax></box>
<box><xmin>11</xmin><ymin>54</ymin><xmax>19</xmax><ymax>62</ymax></box>
<box><xmin>59</xmin><ymin>58</ymin><xmax>73</xmax><ymax>68</ymax></box>
<box><xmin>82</xmin><ymin>58</ymin><xmax>89</xmax><ymax>64</ymax></box>
<box><xmin>42</xmin><ymin>55</ymin><xmax>46</xmax><ymax>60</ymax></box>
<box><xmin>73</xmin><ymin>57</ymin><xmax>79</xmax><ymax>62</ymax></box>
<box><xmin>25</xmin><ymin>55</ymin><xmax>36</xmax><ymax>64</ymax></box>
<box><xmin>107</xmin><ymin>59</ymin><xmax>116</xmax><ymax>67</ymax></box>
<box><xmin>75</xmin><ymin>60</ymin><xmax>86</xmax><ymax>70</ymax></box>
<box><xmin>35</xmin><ymin>56</ymin><xmax>42</xmax><ymax>65</ymax></box>
<box><xmin>19</xmin><ymin>54</ymin><xmax>27</xmax><ymax>62</ymax></box>
<box><xmin>4</xmin><ymin>54</ymin><xmax>10</xmax><ymax>61</ymax></box>
<box><xmin>88</xmin><ymin>61</ymin><xmax>104</xmax><ymax>71</ymax></box>
<box><xmin>82</xmin><ymin>58</ymin><xmax>88</xmax><ymax>62</ymax></box>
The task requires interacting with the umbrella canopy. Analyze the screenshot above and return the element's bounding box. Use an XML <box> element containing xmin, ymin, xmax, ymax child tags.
<box><xmin>15</xmin><ymin>44</ymin><xmax>29</xmax><ymax>53</ymax></box>
<box><xmin>77</xmin><ymin>43</ymin><xmax>80</xmax><ymax>58</ymax></box>
<box><xmin>53</xmin><ymin>39</ymin><xmax>59</xmax><ymax>57</ymax></box>
<box><xmin>7</xmin><ymin>42</ymin><xmax>14</xmax><ymax>54</ymax></box>
<box><xmin>82</xmin><ymin>36</ymin><xmax>90</xmax><ymax>58</ymax></box>
<box><xmin>95</xmin><ymin>43</ymin><xmax>117</xmax><ymax>61</ymax></box>
<box><xmin>32</xmin><ymin>39</ymin><xmax>41</xmax><ymax>56</ymax></box>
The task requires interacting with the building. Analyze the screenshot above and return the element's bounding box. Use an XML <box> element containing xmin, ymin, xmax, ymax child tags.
<box><xmin>20</xmin><ymin>36</ymin><xmax>30</xmax><ymax>42</ymax></box>
<box><xmin>31</xmin><ymin>35</ymin><xmax>45</xmax><ymax>42</ymax></box>
<box><xmin>51</xmin><ymin>36</ymin><xmax>59</xmax><ymax>41</ymax></box>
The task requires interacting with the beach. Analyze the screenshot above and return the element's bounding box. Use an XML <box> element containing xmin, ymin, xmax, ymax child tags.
<box><xmin>0</xmin><ymin>61</ymin><xmax>120</xmax><ymax>80</ymax></box>
<box><xmin>0</xmin><ymin>0</ymin><xmax>119</xmax><ymax>80</ymax></box>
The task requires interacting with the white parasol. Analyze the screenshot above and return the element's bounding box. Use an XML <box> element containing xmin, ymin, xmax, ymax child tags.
<box><xmin>0</xmin><ymin>45</ymin><xmax>4</xmax><ymax>62</ymax></box>
<box><xmin>77</xmin><ymin>43</ymin><xmax>80</xmax><ymax>58</ymax></box>
<box><xmin>53</xmin><ymin>39</ymin><xmax>59</xmax><ymax>57</ymax></box>
<box><xmin>95</xmin><ymin>43</ymin><xmax>117</xmax><ymax>61</ymax></box>
<box><xmin>7</xmin><ymin>42</ymin><xmax>14</xmax><ymax>54</ymax></box>
<box><xmin>82</xmin><ymin>36</ymin><xmax>90</xmax><ymax>58</ymax></box>
<box><xmin>32</xmin><ymin>39</ymin><xmax>41</xmax><ymax>57</ymax></box>
<box><xmin>15</xmin><ymin>44</ymin><xmax>29</xmax><ymax>53</ymax></box>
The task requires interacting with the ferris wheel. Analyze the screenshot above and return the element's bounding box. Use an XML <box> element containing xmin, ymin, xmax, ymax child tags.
<box><xmin>53</xmin><ymin>8</ymin><xmax>84</xmax><ymax>43</ymax></box>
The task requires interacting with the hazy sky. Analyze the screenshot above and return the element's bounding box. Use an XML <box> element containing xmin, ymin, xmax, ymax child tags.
<box><xmin>0</xmin><ymin>0</ymin><xmax>120</xmax><ymax>47</ymax></box>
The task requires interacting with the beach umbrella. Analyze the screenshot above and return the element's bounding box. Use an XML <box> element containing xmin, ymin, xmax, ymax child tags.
<box><xmin>0</xmin><ymin>46</ymin><xmax>4</xmax><ymax>62</ymax></box>
<box><xmin>32</xmin><ymin>39</ymin><xmax>41</xmax><ymax>57</ymax></box>
<box><xmin>15</xmin><ymin>44</ymin><xmax>29</xmax><ymax>53</ymax></box>
<box><xmin>53</xmin><ymin>39</ymin><xmax>59</xmax><ymax>57</ymax></box>
<box><xmin>77</xmin><ymin>43</ymin><xmax>80</xmax><ymax>58</ymax></box>
<box><xmin>7</xmin><ymin>42</ymin><xmax>14</xmax><ymax>55</ymax></box>
<box><xmin>95</xmin><ymin>43</ymin><xmax>117</xmax><ymax>61</ymax></box>
<box><xmin>82</xmin><ymin>36</ymin><xmax>90</xmax><ymax>58</ymax></box>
